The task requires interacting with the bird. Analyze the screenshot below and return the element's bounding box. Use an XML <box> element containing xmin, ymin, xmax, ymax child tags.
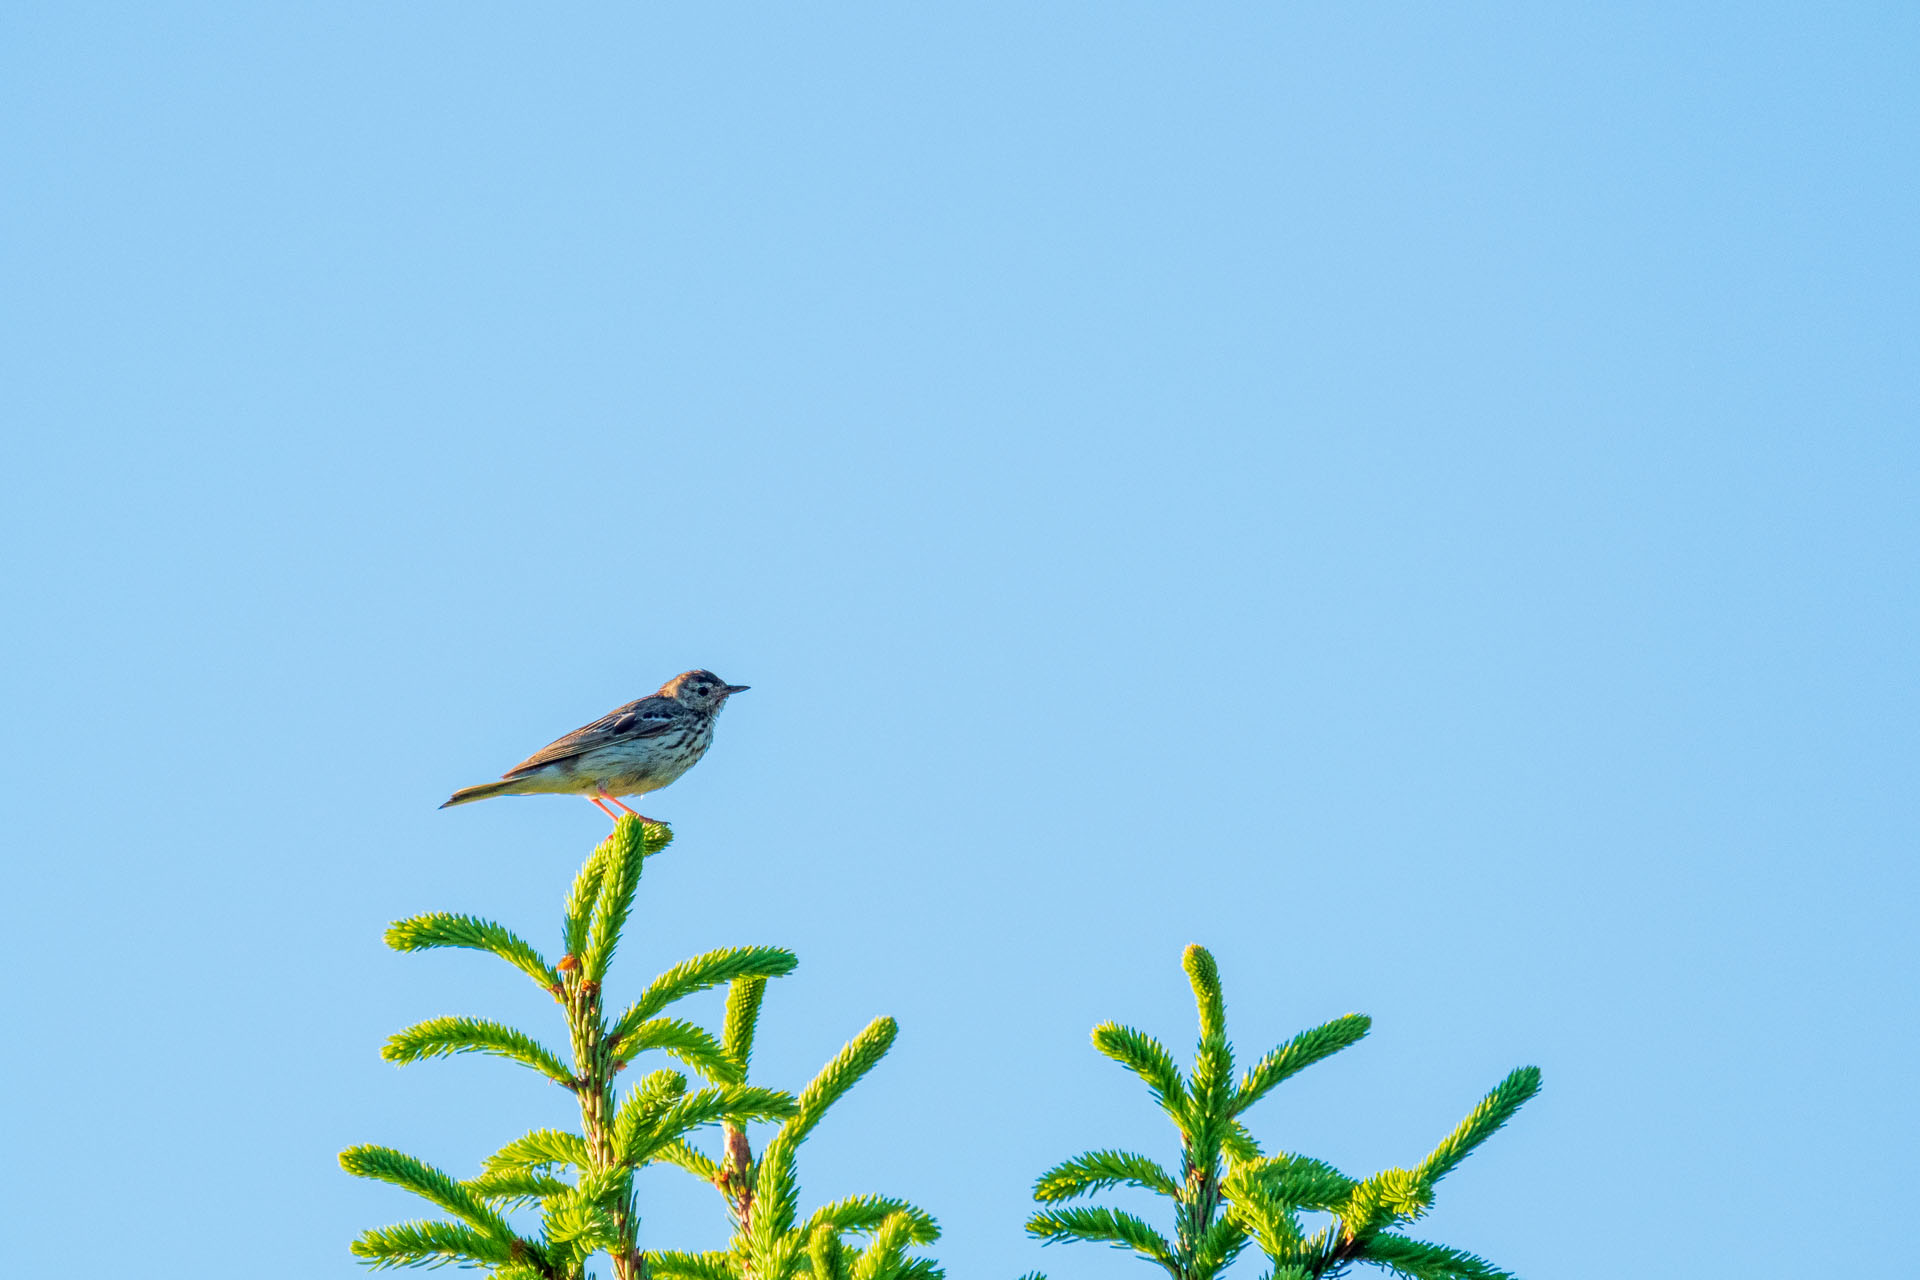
<box><xmin>441</xmin><ymin>670</ymin><xmax>749</xmax><ymax>822</ymax></box>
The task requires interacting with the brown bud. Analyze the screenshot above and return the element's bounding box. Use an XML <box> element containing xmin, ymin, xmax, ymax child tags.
<box><xmin>557</xmin><ymin>954</ymin><xmax>580</xmax><ymax>973</ymax></box>
<box><xmin>722</xmin><ymin>1123</ymin><xmax>753</xmax><ymax>1180</ymax></box>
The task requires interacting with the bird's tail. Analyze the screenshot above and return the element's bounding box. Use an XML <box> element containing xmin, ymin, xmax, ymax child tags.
<box><xmin>440</xmin><ymin>779</ymin><xmax>521</xmax><ymax>808</ymax></box>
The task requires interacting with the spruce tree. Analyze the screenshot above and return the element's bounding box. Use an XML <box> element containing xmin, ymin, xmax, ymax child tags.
<box><xmin>1026</xmin><ymin>945</ymin><xmax>1539</xmax><ymax>1280</ymax></box>
<box><xmin>341</xmin><ymin>817</ymin><xmax>926</xmax><ymax>1280</ymax></box>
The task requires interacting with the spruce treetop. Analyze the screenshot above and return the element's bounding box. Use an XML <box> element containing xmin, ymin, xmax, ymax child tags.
<box><xmin>344</xmin><ymin>816</ymin><xmax>939</xmax><ymax>1280</ymax></box>
<box><xmin>1026</xmin><ymin>945</ymin><xmax>1539</xmax><ymax>1280</ymax></box>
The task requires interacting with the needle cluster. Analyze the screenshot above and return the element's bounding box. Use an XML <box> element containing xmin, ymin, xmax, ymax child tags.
<box><xmin>341</xmin><ymin>817</ymin><xmax>932</xmax><ymax>1280</ymax></box>
<box><xmin>1025</xmin><ymin>946</ymin><xmax>1540</xmax><ymax>1280</ymax></box>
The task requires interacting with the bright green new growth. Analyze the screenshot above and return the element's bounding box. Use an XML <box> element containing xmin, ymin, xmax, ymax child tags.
<box><xmin>1028</xmin><ymin>945</ymin><xmax>1538</xmax><ymax>1280</ymax></box>
<box><xmin>647</xmin><ymin>975</ymin><xmax>941</xmax><ymax>1280</ymax></box>
<box><xmin>346</xmin><ymin>819</ymin><xmax>1541</xmax><ymax>1279</ymax></box>
<box><xmin>341</xmin><ymin>818</ymin><xmax>818</xmax><ymax>1280</ymax></box>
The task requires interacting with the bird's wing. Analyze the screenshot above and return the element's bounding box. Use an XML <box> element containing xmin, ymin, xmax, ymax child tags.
<box><xmin>501</xmin><ymin>696</ymin><xmax>682</xmax><ymax>777</ymax></box>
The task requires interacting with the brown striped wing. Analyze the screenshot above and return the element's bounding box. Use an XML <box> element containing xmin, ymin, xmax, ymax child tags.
<box><xmin>501</xmin><ymin>695</ymin><xmax>685</xmax><ymax>777</ymax></box>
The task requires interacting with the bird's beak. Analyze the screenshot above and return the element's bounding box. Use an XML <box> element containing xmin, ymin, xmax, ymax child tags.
<box><xmin>724</xmin><ymin>685</ymin><xmax>751</xmax><ymax>694</ymax></box>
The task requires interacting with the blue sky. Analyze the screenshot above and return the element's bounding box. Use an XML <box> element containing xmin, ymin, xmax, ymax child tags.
<box><xmin>3</xmin><ymin>5</ymin><xmax>1915</xmax><ymax>1277</ymax></box>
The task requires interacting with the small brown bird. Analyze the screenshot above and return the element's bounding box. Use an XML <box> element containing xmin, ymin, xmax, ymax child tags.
<box><xmin>441</xmin><ymin>670</ymin><xmax>749</xmax><ymax>822</ymax></box>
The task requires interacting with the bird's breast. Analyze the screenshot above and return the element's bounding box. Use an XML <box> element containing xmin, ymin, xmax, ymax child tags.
<box><xmin>582</xmin><ymin>721</ymin><xmax>713</xmax><ymax>792</ymax></box>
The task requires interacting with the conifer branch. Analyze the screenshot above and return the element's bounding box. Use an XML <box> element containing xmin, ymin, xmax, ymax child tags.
<box><xmin>546</xmin><ymin>1195</ymin><xmax>623</xmax><ymax>1249</ymax></box>
<box><xmin>1035</xmin><ymin>947</ymin><xmax>1537</xmax><ymax>1280</ymax></box>
<box><xmin>760</xmin><ymin>1235</ymin><xmax>805</xmax><ymax>1280</ymax></box>
<box><xmin>1033</xmin><ymin>1150</ymin><xmax>1181</xmax><ymax>1202</ymax></box>
<box><xmin>804</xmin><ymin>1195</ymin><xmax>941</xmax><ymax>1244</ymax></box>
<box><xmin>1229</xmin><ymin>1153</ymin><xmax>1355</xmax><ymax>1214</ymax></box>
<box><xmin>1090</xmin><ymin>1024</ymin><xmax>1189</xmax><ymax>1121</ymax></box>
<box><xmin>788</xmin><ymin>1016</ymin><xmax>898</xmax><ymax>1145</ymax></box>
<box><xmin>1415</xmin><ymin>1066</ymin><xmax>1542</xmax><ymax>1190</ymax></box>
<box><xmin>650</xmin><ymin>1250</ymin><xmax>740</xmax><ymax>1280</ymax></box>
<box><xmin>464</xmin><ymin>1168</ymin><xmax>574</xmax><ymax>1210</ymax></box>
<box><xmin>1183</xmin><ymin>946</ymin><xmax>1226</xmax><ymax>1044</ymax></box>
<box><xmin>663</xmin><ymin>995</ymin><xmax>940</xmax><ymax>1280</ymax></box>
<box><xmin>1187</xmin><ymin>1214</ymin><xmax>1248</xmax><ymax>1280</ymax></box>
<box><xmin>339</xmin><ymin>1145</ymin><xmax>516</xmax><ymax>1242</ymax></box>
<box><xmin>1028</xmin><ymin>1207</ymin><xmax>1179</xmax><ymax>1276</ymax></box>
<box><xmin>638</xmin><ymin>1085</ymin><xmax>797</xmax><ymax>1163</ymax></box>
<box><xmin>349</xmin><ymin>1218</ymin><xmax>520</xmax><ymax>1270</ymax></box>
<box><xmin>582</xmin><ymin>1164</ymin><xmax>636</xmax><ymax>1204</ymax></box>
<box><xmin>583</xmin><ymin>818</ymin><xmax>655</xmax><ymax>982</ymax></box>
<box><xmin>849</xmin><ymin>1212</ymin><xmax>914</xmax><ymax>1280</ymax></box>
<box><xmin>723</xmin><ymin>975</ymin><xmax>769</xmax><ymax>1076</ymax></box>
<box><xmin>563</xmin><ymin>842</ymin><xmax>614</xmax><ymax>961</ymax></box>
<box><xmin>1338</xmin><ymin>1168</ymin><xmax>1432</xmax><ymax>1240</ymax></box>
<box><xmin>349</xmin><ymin>819</ymin><xmax>845</xmax><ymax>1280</ymax></box>
<box><xmin>811</xmin><ymin>1225</ymin><xmax>851</xmax><ymax>1280</ymax></box>
<box><xmin>612</xmin><ymin>1069</ymin><xmax>691</xmax><ymax>1162</ymax></box>
<box><xmin>382</xmin><ymin>1016</ymin><xmax>575</xmax><ymax>1085</ymax></box>
<box><xmin>621</xmin><ymin>946</ymin><xmax>798</xmax><ymax>1029</ymax></box>
<box><xmin>609</xmin><ymin>1016</ymin><xmax>737</xmax><ymax>1080</ymax></box>
<box><xmin>1180</xmin><ymin>947</ymin><xmax>1239</xmax><ymax>1180</ymax></box>
<box><xmin>747</xmin><ymin>1016</ymin><xmax>902</xmax><ymax>1257</ymax></box>
<box><xmin>482</xmin><ymin>1128</ymin><xmax>593</xmax><ymax>1174</ymax></box>
<box><xmin>385</xmin><ymin>912</ymin><xmax>560</xmax><ymax>989</ymax></box>
<box><xmin>1221</xmin><ymin>1177</ymin><xmax>1309</xmax><ymax>1270</ymax></box>
<box><xmin>654</xmin><ymin>1137</ymin><xmax>722</xmax><ymax>1182</ymax></box>
<box><xmin>1231</xmin><ymin>1015</ymin><xmax>1371</xmax><ymax>1117</ymax></box>
<box><xmin>1220</xmin><ymin>1120</ymin><xmax>1262</xmax><ymax>1166</ymax></box>
<box><xmin>1359</xmin><ymin>1233</ymin><xmax>1516</xmax><ymax>1280</ymax></box>
<box><xmin>564</xmin><ymin>1166</ymin><xmax>633</xmax><ymax>1220</ymax></box>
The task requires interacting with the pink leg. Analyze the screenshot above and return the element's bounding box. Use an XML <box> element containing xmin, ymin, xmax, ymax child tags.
<box><xmin>595</xmin><ymin>788</ymin><xmax>657</xmax><ymax>823</ymax></box>
<box><xmin>587</xmin><ymin>796</ymin><xmax>621</xmax><ymax>820</ymax></box>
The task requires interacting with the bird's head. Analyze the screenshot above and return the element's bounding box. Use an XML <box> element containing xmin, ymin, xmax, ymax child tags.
<box><xmin>662</xmin><ymin>669</ymin><xmax>750</xmax><ymax>713</ymax></box>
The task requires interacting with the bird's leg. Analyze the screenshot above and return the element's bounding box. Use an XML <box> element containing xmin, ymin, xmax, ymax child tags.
<box><xmin>586</xmin><ymin>795</ymin><xmax>621</xmax><ymax>821</ymax></box>
<box><xmin>596</xmin><ymin>788</ymin><xmax>658</xmax><ymax>824</ymax></box>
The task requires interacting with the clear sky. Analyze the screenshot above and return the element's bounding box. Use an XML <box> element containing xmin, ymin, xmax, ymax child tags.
<box><xmin>3</xmin><ymin>5</ymin><xmax>1915</xmax><ymax>1278</ymax></box>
